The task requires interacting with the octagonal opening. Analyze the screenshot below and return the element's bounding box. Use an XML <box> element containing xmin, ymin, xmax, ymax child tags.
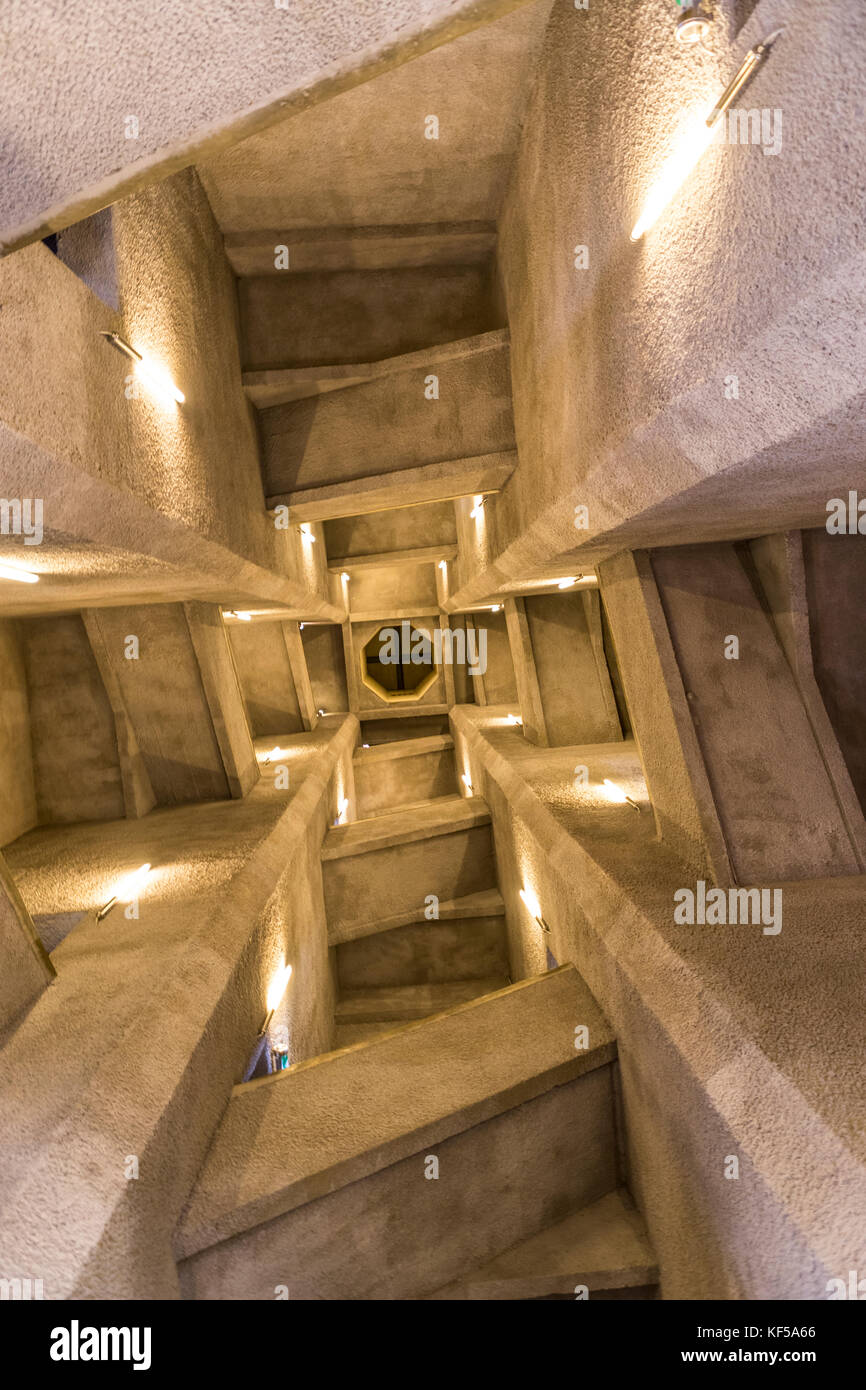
<box><xmin>361</xmin><ymin>622</ymin><xmax>439</xmax><ymax>704</ymax></box>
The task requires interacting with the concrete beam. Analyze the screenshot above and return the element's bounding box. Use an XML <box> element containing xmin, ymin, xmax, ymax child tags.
<box><xmin>0</xmin><ymin>0</ymin><xmax>535</xmax><ymax>254</ymax></box>
<box><xmin>269</xmin><ymin>452</ymin><xmax>514</xmax><ymax>522</ymax></box>
<box><xmin>184</xmin><ymin>603</ymin><xmax>260</xmax><ymax>799</ymax></box>
<box><xmin>503</xmin><ymin>597</ymin><xmax>547</xmax><ymax>746</ymax></box>
<box><xmin>229</xmin><ymin>224</ymin><xmax>497</xmax><ymax>279</ymax></box>
<box><xmin>282</xmin><ymin>622</ymin><xmax>319</xmax><ymax>733</ymax></box>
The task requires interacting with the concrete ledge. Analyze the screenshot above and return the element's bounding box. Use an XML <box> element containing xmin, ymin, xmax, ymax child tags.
<box><xmin>175</xmin><ymin>965</ymin><xmax>616</xmax><ymax>1259</ymax></box>
<box><xmin>267</xmin><ymin>450</ymin><xmax>516</xmax><ymax>521</ymax></box>
<box><xmin>354</xmin><ymin>733</ymin><xmax>454</xmax><ymax>763</ymax></box>
<box><xmin>321</xmin><ymin>795</ymin><xmax>490</xmax><ymax>859</ymax></box>
<box><xmin>328</xmin><ymin>887</ymin><xmax>505</xmax><ymax>945</ymax></box>
<box><xmin>244</xmin><ymin>329</ymin><xmax>508</xmax><ymax>406</ymax></box>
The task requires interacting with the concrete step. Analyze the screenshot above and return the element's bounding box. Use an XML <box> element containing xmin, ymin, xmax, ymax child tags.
<box><xmin>354</xmin><ymin>734</ymin><xmax>457</xmax><ymax>818</ymax></box>
<box><xmin>335</xmin><ymin>976</ymin><xmax>510</xmax><ymax>1023</ymax></box>
<box><xmin>328</xmin><ymin>886</ymin><xmax>505</xmax><ymax>946</ymax></box>
<box><xmin>176</xmin><ymin>966</ymin><xmax>618</xmax><ymax>1300</ymax></box>
<box><xmin>426</xmin><ymin>1190</ymin><xmax>658</xmax><ymax>1300</ymax></box>
<box><xmin>322</xmin><ymin>797</ymin><xmax>497</xmax><ymax>941</ymax></box>
<box><xmin>336</xmin><ymin>910</ymin><xmax>510</xmax><ymax>988</ymax></box>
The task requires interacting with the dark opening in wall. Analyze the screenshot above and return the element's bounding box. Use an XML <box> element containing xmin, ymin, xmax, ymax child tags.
<box><xmin>43</xmin><ymin>208</ymin><xmax>119</xmax><ymax>311</ymax></box>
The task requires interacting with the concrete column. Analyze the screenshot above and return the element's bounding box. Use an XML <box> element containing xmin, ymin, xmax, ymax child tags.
<box><xmin>503</xmin><ymin>597</ymin><xmax>547</xmax><ymax>745</ymax></box>
<box><xmin>184</xmin><ymin>604</ymin><xmax>259</xmax><ymax>799</ymax></box>
<box><xmin>0</xmin><ymin>851</ymin><xmax>54</xmax><ymax>1033</ymax></box>
<box><xmin>82</xmin><ymin>610</ymin><xmax>157</xmax><ymax>819</ymax></box>
<box><xmin>282</xmin><ymin>622</ymin><xmax>318</xmax><ymax>732</ymax></box>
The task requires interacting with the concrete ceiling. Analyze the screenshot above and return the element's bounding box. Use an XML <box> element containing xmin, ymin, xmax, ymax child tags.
<box><xmin>197</xmin><ymin>1</ymin><xmax>553</xmax><ymax>241</ymax></box>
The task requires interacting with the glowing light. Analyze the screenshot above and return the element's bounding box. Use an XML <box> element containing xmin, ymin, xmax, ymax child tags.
<box><xmin>557</xmin><ymin>577</ymin><xmax>578</xmax><ymax>589</ymax></box>
<box><xmin>470</xmin><ymin>495</ymin><xmax>485</xmax><ymax>520</ymax></box>
<box><xmin>266</xmin><ymin>960</ymin><xmax>294</xmax><ymax>1014</ymax></box>
<box><xmin>135</xmin><ymin>356</ymin><xmax>185</xmax><ymax>406</ymax></box>
<box><xmin>222</xmin><ymin>609</ymin><xmax>252</xmax><ymax>621</ymax></box>
<box><xmin>97</xmin><ymin>862</ymin><xmax>152</xmax><ymax>920</ymax></box>
<box><xmin>100</xmin><ymin>332</ymin><xmax>184</xmax><ymax>405</ymax></box>
<box><xmin>506</xmin><ymin>713</ymin><xmax>523</xmax><ymax>727</ymax></box>
<box><xmin>630</xmin><ymin>106</ymin><xmax>717</xmax><ymax>242</ymax></box>
<box><xmin>341</xmin><ymin>572</ymin><xmax>350</xmax><ymax>583</ymax></box>
<box><xmin>263</xmin><ymin>745</ymin><xmax>288</xmax><ymax>764</ymax></box>
<box><xmin>438</xmin><ymin>560</ymin><xmax>448</xmax><ymax>572</ymax></box>
<box><xmin>602</xmin><ymin>778</ymin><xmax>641</xmax><ymax>812</ymax></box>
<box><xmin>519</xmin><ymin>885</ymin><xmax>551</xmax><ymax>933</ymax></box>
<box><xmin>676</xmin><ymin>6</ymin><xmax>711</xmax><ymax>45</ymax></box>
<box><xmin>490</xmin><ymin>604</ymin><xmax>501</xmax><ymax>612</ymax></box>
<box><xmin>0</xmin><ymin>564</ymin><xmax>39</xmax><ymax>584</ymax></box>
<box><xmin>337</xmin><ymin>796</ymin><xmax>349</xmax><ymax>823</ymax></box>
<box><xmin>631</xmin><ymin>33</ymin><xmax>781</xmax><ymax>241</ymax></box>
<box><xmin>462</xmin><ymin>773</ymin><xmax>473</xmax><ymax>795</ymax></box>
<box><xmin>300</xmin><ymin>524</ymin><xmax>316</xmax><ymax>543</ymax></box>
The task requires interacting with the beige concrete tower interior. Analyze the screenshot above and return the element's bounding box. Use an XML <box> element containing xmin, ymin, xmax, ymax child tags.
<box><xmin>1</xmin><ymin>0</ymin><xmax>865</xmax><ymax>1306</ymax></box>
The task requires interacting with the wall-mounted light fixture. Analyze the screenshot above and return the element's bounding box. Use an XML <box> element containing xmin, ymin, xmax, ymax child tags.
<box><xmin>262</xmin><ymin>745</ymin><xmax>289</xmax><ymax>764</ymax></box>
<box><xmin>630</xmin><ymin>30</ymin><xmax>783</xmax><ymax>241</ymax></box>
<box><xmin>97</xmin><ymin>863</ymin><xmax>152</xmax><ymax>921</ymax></box>
<box><xmin>336</xmin><ymin>796</ymin><xmax>349</xmax><ymax>825</ymax></box>
<box><xmin>506</xmin><ymin>713</ymin><xmax>523</xmax><ymax>727</ymax></box>
<box><xmin>0</xmin><ymin>563</ymin><xmax>39</xmax><ymax>584</ymax></box>
<box><xmin>519</xmin><ymin>885</ymin><xmax>551</xmax><ymax>934</ymax></box>
<box><xmin>603</xmin><ymin>777</ymin><xmax>641</xmax><ymax>812</ymax></box>
<box><xmin>300</xmin><ymin>523</ymin><xmax>316</xmax><ymax>543</ymax></box>
<box><xmin>462</xmin><ymin>773</ymin><xmax>473</xmax><ymax>795</ymax></box>
<box><xmin>470</xmin><ymin>495</ymin><xmax>485</xmax><ymax>520</ymax></box>
<box><xmin>341</xmin><ymin>572</ymin><xmax>350</xmax><ymax>583</ymax></box>
<box><xmin>100</xmin><ymin>332</ymin><xmax>184</xmax><ymax>405</ymax></box>
<box><xmin>258</xmin><ymin>959</ymin><xmax>293</xmax><ymax>1036</ymax></box>
<box><xmin>557</xmin><ymin>577</ymin><xmax>580</xmax><ymax>590</ymax></box>
<box><xmin>675</xmin><ymin>4</ymin><xmax>711</xmax><ymax>46</ymax></box>
<box><xmin>222</xmin><ymin>609</ymin><xmax>252</xmax><ymax>622</ymax></box>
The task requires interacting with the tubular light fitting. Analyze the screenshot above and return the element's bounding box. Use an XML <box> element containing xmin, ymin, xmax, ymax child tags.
<box><xmin>470</xmin><ymin>495</ymin><xmax>485</xmax><ymax>520</ymax></box>
<box><xmin>603</xmin><ymin>777</ymin><xmax>641</xmax><ymax>812</ymax></box>
<box><xmin>462</xmin><ymin>773</ymin><xmax>473</xmax><ymax>794</ymax></box>
<box><xmin>506</xmin><ymin>713</ymin><xmax>523</xmax><ymax>726</ymax></box>
<box><xmin>519</xmin><ymin>886</ymin><xmax>551</xmax><ymax>934</ymax></box>
<box><xmin>97</xmin><ymin>863</ymin><xmax>152</xmax><ymax>921</ymax></box>
<box><xmin>557</xmin><ymin>577</ymin><xmax>578</xmax><ymax>589</ymax></box>
<box><xmin>300</xmin><ymin>524</ymin><xmax>315</xmax><ymax>542</ymax></box>
<box><xmin>100</xmin><ymin>332</ymin><xmax>185</xmax><ymax>404</ymax></box>
<box><xmin>258</xmin><ymin>960</ymin><xmax>293</xmax><ymax>1035</ymax></box>
<box><xmin>630</xmin><ymin>30</ymin><xmax>783</xmax><ymax>242</ymax></box>
<box><xmin>0</xmin><ymin>564</ymin><xmax>39</xmax><ymax>584</ymax></box>
<box><xmin>438</xmin><ymin>560</ymin><xmax>448</xmax><ymax>572</ymax></box>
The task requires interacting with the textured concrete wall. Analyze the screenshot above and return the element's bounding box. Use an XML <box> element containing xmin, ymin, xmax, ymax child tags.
<box><xmin>472</xmin><ymin>609</ymin><xmax>516</xmax><ymax>705</ymax></box>
<box><xmin>450</xmin><ymin>0</ymin><xmax>866</xmax><ymax>606</ymax></box>
<box><xmin>802</xmin><ymin>529</ymin><xmax>866</xmax><ymax>819</ymax></box>
<box><xmin>86</xmin><ymin>606</ymin><xmax>231</xmax><ymax>806</ymax></box>
<box><xmin>349</xmin><ymin>563</ymin><xmax>438</xmax><ymax>616</ymax></box>
<box><xmin>0</xmin><ymin>172</ymin><xmax>337</xmax><ymax>617</ymax></box>
<box><xmin>229</xmin><ymin>623</ymin><xmax>304</xmax><ymax>738</ymax></box>
<box><xmin>199</xmin><ymin>1</ymin><xmax>553</xmax><ymax>236</ymax></box>
<box><xmin>261</xmin><ymin>345</ymin><xmax>514</xmax><ymax>497</ymax></box>
<box><xmin>453</xmin><ymin>706</ymin><xmax>866</xmax><ymax>1299</ymax></box>
<box><xmin>524</xmin><ymin>591</ymin><xmax>621</xmax><ymax>747</ymax></box>
<box><xmin>0</xmin><ymin>620</ymin><xmax>37</xmax><ymax>846</ymax></box>
<box><xmin>302</xmin><ymin>625</ymin><xmax>349</xmax><ymax>714</ymax></box>
<box><xmin>0</xmin><ymin>717</ymin><xmax>355</xmax><ymax>1297</ymax></box>
<box><xmin>0</xmin><ymin>0</ymin><xmax>535</xmax><ymax>250</ymax></box>
<box><xmin>651</xmin><ymin>542</ymin><xmax>860</xmax><ymax>882</ymax></box>
<box><xmin>240</xmin><ymin>266</ymin><xmax>500</xmax><ymax>370</ymax></box>
<box><xmin>324</xmin><ymin>500</ymin><xmax>457</xmax><ymax>560</ymax></box>
<box><xmin>0</xmin><ymin>851</ymin><xmax>54</xmax><ymax>1036</ymax></box>
<box><xmin>20</xmin><ymin>615</ymin><xmax>126</xmax><ymax>825</ymax></box>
